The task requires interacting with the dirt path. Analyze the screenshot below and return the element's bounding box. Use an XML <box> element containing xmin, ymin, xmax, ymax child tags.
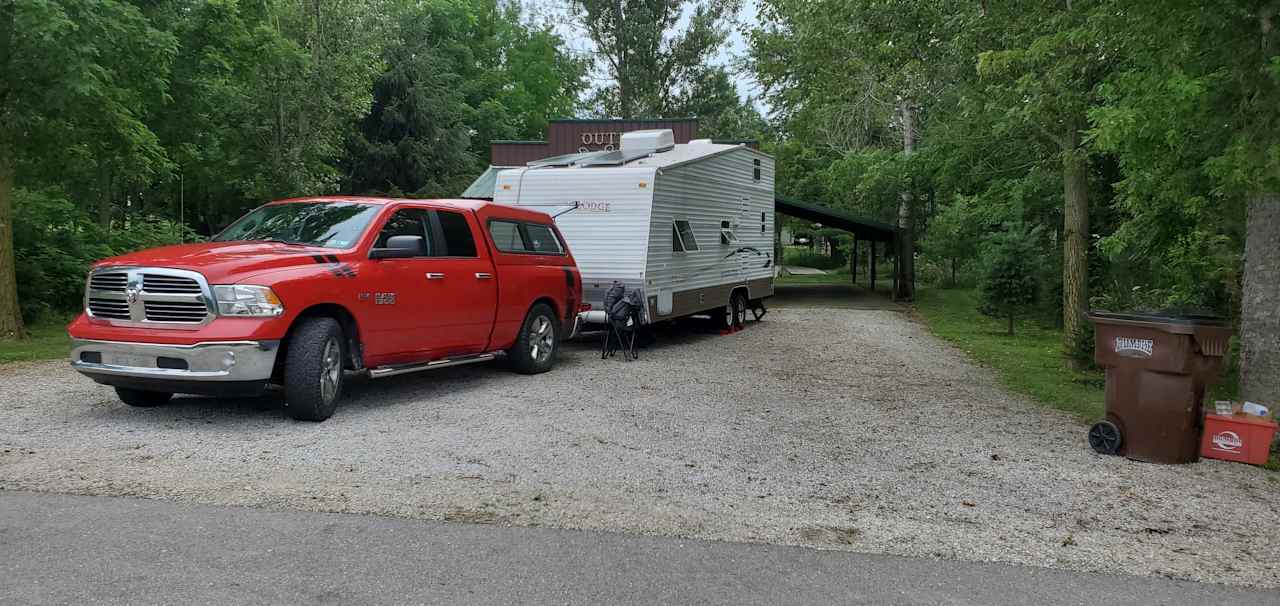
<box><xmin>1</xmin><ymin>308</ymin><xmax>1277</xmax><ymax>587</ymax></box>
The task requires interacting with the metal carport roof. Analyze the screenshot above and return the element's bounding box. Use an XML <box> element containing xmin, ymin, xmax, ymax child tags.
<box><xmin>774</xmin><ymin>196</ymin><xmax>898</xmax><ymax>242</ymax></box>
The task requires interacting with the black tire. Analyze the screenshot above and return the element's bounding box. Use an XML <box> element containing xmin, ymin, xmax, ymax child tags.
<box><xmin>717</xmin><ymin>300</ymin><xmax>734</xmax><ymax>331</ymax></box>
<box><xmin>1088</xmin><ymin>420</ymin><xmax>1122</xmax><ymax>455</ymax></box>
<box><xmin>509</xmin><ymin>303</ymin><xmax>559</xmax><ymax>375</ymax></box>
<box><xmin>731</xmin><ymin>291</ymin><xmax>748</xmax><ymax>329</ymax></box>
<box><xmin>115</xmin><ymin>387</ymin><xmax>173</xmax><ymax>408</ymax></box>
<box><xmin>283</xmin><ymin>317</ymin><xmax>345</xmax><ymax>422</ymax></box>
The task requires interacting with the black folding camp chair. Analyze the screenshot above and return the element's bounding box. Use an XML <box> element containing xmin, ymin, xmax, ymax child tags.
<box><xmin>600</xmin><ymin>284</ymin><xmax>641</xmax><ymax>361</ymax></box>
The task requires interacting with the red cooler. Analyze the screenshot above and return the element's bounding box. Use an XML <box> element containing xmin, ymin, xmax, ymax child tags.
<box><xmin>1200</xmin><ymin>414</ymin><xmax>1277</xmax><ymax>465</ymax></box>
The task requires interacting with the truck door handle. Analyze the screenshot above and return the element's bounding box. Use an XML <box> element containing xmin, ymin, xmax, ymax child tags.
<box><xmin>426</xmin><ymin>273</ymin><xmax>446</xmax><ymax>280</ymax></box>
<box><xmin>475</xmin><ymin>272</ymin><xmax>493</xmax><ymax>280</ymax></box>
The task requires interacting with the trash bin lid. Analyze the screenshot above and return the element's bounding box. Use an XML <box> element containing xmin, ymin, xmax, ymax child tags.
<box><xmin>1088</xmin><ymin>310</ymin><xmax>1227</xmax><ymax>327</ymax></box>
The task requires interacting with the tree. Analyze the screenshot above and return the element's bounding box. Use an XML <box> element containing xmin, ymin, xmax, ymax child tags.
<box><xmin>571</xmin><ymin>0</ymin><xmax>739</xmax><ymax>118</ymax></box>
<box><xmin>0</xmin><ymin>0</ymin><xmax>18</xmax><ymax>338</ymax></box>
<box><xmin>344</xmin><ymin>1</ymin><xmax>484</xmax><ymax>197</ymax></box>
<box><xmin>979</xmin><ymin>226</ymin><xmax>1042</xmax><ymax>336</ymax></box>
<box><xmin>921</xmin><ymin>195</ymin><xmax>980</xmax><ymax>287</ymax></box>
<box><xmin>1085</xmin><ymin>1</ymin><xmax>1280</xmax><ymax>404</ymax></box>
<box><xmin>976</xmin><ymin>1</ymin><xmax>1115</xmax><ymax>356</ymax></box>
<box><xmin>670</xmin><ymin>66</ymin><xmax>768</xmax><ymax>140</ymax></box>
<box><xmin>344</xmin><ymin>0</ymin><xmax>588</xmax><ymax>196</ymax></box>
<box><xmin>751</xmin><ymin>0</ymin><xmax>983</xmax><ymax>302</ymax></box>
<box><xmin>0</xmin><ymin>0</ymin><xmax>177</xmax><ymax>339</ymax></box>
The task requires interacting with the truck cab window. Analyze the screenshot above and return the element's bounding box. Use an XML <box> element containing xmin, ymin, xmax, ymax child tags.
<box><xmin>374</xmin><ymin>209</ymin><xmax>432</xmax><ymax>256</ymax></box>
<box><xmin>434</xmin><ymin>210</ymin><xmax>478</xmax><ymax>257</ymax></box>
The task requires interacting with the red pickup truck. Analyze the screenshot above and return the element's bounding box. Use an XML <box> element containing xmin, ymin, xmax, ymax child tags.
<box><xmin>68</xmin><ymin>196</ymin><xmax>583</xmax><ymax>421</ymax></box>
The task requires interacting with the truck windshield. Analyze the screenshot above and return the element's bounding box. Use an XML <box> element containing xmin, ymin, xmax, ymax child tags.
<box><xmin>213</xmin><ymin>202</ymin><xmax>381</xmax><ymax>249</ymax></box>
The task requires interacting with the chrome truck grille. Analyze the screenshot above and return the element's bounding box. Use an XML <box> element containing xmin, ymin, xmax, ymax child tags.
<box><xmin>85</xmin><ymin>268</ymin><xmax>214</xmax><ymax>327</ymax></box>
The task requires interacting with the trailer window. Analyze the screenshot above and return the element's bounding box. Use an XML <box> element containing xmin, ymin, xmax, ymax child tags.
<box><xmin>673</xmin><ymin>220</ymin><xmax>699</xmax><ymax>252</ymax></box>
<box><xmin>720</xmin><ymin>220</ymin><xmax>737</xmax><ymax>245</ymax></box>
<box><xmin>753</xmin><ymin>159</ymin><xmax>762</xmax><ymax>182</ymax></box>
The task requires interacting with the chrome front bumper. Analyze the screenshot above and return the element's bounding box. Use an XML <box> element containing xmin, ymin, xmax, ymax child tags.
<box><xmin>70</xmin><ymin>338</ymin><xmax>280</xmax><ymax>382</ymax></box>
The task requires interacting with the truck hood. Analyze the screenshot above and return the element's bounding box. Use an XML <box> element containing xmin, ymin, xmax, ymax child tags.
<box><xmin>96</xmin><ymin>242</ymin><xmax>346</xmax><ymax>284</ymax></box>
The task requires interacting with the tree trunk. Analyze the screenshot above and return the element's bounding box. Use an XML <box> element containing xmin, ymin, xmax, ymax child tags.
<box><xmin>0</xmin><ymin>147</ymin><xmax>24</xmax><ymax>340</ymax></box>
<box><xmin>895</xmin><ymin>98</ymin><xmax>916</xmax><ymax>301</ymax></box>
<box><xmin>0</xmin><ymin>0</ymin><xmax>22</xmax><ymax>340</ymax></box>
<box><xmin>1240</xmin><ymin>191</ymin><xmax>1280</xmax><ymax>406</ymax></box>
<box><xmin>1061</xmin><ymin>134</ymin><xmax>1089</xmax><ymax>358</ymax></box>
<box><xmin>951</xmin><ymin>257</ymin><xmax>957</xmax><ymax>287</ymax></box>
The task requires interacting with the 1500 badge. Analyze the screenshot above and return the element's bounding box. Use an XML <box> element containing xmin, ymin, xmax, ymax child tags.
<box><xmin>360</xmin><ymin>292</ymin><xmax>396</xmax><ymax>305</ymax></box>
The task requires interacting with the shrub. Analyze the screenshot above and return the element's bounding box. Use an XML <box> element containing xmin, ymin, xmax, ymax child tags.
<box><xmin>978</xmin><ymin>225</ymin><xmax>1043</xmax><ymax>335</ymax></box>
<box><xmin>784</xmin><ymin>248</ymin><xmax>845</xmax><ymax>270</ymax></box>
<box><xmin>13</xmin><ymin>188</ymin><xmax>198</xmax><ymax>322</ymax></box>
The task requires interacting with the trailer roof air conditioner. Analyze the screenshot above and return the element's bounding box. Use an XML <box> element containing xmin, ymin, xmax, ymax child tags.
<box><xmin>620</xmin><ymin>129</ymin><xmax>676</xmax><ymax>153</ymax></box>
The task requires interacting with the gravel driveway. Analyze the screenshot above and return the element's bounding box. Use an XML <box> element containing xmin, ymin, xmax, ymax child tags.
<box><xmin>1</xmin><ymin>307</ymin><xmax>1277</xmax><ymax>588</ymax></box>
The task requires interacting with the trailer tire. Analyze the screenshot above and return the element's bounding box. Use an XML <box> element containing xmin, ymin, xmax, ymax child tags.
<box><xmin>731</xmin><ymin>291</ymin><xmax>748</xmax><ymax>329</ymax></box>
<box><xmin>509</xmin><ymin>303</ymin><xmax>559</xmax><ymax>375</ymax></box>
<box><xmin>115</xmin><ymin>387</ymin><xmax>173</xmax><ymax>408</ymax></box>
<box><xmin>283</xmin><ymin>317</ymin><xmax>345</xmax><ymax>422</ymax></box>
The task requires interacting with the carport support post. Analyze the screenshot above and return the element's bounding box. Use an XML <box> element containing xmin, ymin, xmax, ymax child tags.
<box><xmin>870</xmin><ymin>241</ymin><xmax>877</xmax><ymax>291</ymax></box>
<box><xmin>893</xmin><ymin>243</ymin><xmax>900</xmax><ymax>295</ymax></box>
<box><xmin>851</xmin><ymin>236</ymin><xmax>858</xmax><ymax>284</ymax></box>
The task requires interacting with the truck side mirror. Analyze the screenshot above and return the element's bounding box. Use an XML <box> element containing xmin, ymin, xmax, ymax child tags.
<box><xmin>369</xmin><ymin>235</ymin><xmax>424</xmax><ymax>259</ymax></box>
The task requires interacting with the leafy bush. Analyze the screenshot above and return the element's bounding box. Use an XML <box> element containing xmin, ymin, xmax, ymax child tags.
<box><xmin>978</xmin><ymin>225</ymin><xmax>1043</xmax><ymax>335</ymax></box>
<box><xmin>13</xmin><ymin>188</ymin><xmax>198</xmax><ymax>322</ymax></box>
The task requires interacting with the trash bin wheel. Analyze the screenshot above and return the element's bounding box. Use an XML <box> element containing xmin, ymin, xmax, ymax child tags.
<box><xmin>1088</xmin><ymin>420</ymin><xmax>1122</xmax><ymax>455</ymax></box>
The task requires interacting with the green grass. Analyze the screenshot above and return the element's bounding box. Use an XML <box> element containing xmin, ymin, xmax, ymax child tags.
<box><xmin>775</xmin><ymin>272</ymin><xmax>849</xmax><ymax>285</ymax></box>
<box><xmin>913</xmin><ymin>287</ymin><xmax>1105</xmax><ymax>421</ymax></box>
<box><xmin>0</xmin><ymin>318</ymin><xmax>72</xmax><ymax>364</ymax></box>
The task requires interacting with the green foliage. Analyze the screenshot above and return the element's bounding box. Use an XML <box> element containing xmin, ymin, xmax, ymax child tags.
<box><xmin>572</xmin><ymin>0</ymin><xmax>740</xmax><ymax>118</ymax></box>
<box><xmin>670</xmin><ymin>66</ymin><xmax>770</xmax><ymax>140</ymax></box>
<box><xmin>783</xmin><ymin>249</ymin><xmax>844</xmax><ymax>271</ymax></box>
<box><xmin>6</xmin><ymin>0</ymin><xmax>177</xmax><ymax>213</ymax></box>
<box><xmin>978</xmin><ymin>226</ymin><xmax>1043</xmax><ymax>335</ymax></box>
<box><xmin>13</xmin><ymin>188</ymin><xmax>195</xmax><ymax>322</ymax></box>
<box><xmin>345</xmin><ymin>1</ymin><xmax>588</xmax><ymax>197</ymax></box>
<box><xmin>920</xmin><ymin>195</ymin><xmax>979</xmax><ymax>286</ymax></box>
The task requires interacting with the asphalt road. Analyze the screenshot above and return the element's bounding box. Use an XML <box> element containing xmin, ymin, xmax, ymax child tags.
<box><xmin>2</xmin><ymin>491</ymin><xmax>1273</xmax><ymax>606</ymax></box>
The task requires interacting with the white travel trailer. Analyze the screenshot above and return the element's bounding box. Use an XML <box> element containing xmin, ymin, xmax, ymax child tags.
<box><xmin>492</xmin><ymin>129</ymin><xmax>775</xmax><ymax>327</ymax></box>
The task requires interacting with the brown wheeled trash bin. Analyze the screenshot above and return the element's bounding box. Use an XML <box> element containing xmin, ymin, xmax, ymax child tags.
<box><xmin>1086</xmin><ymin>312</ymin><xmax>1233</xmax><ymax>464</ymax></box>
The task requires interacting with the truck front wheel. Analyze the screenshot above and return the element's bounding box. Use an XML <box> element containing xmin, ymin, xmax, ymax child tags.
<box><xmin>509</xmin><ymin>303</ymin><xmax>559</xmax><ymax>375</ymax></box>
<box><xmin>115</xmin><ymin>387</ymin><xmax>173</xmax><ymax>408</ymax></box>
<box><xmin>283</xmin><ymin>317</ymin><xmax>345</xmax><ymax>422</ymax></box>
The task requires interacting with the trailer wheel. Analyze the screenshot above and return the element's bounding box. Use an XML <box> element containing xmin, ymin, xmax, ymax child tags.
<box><xmin>283</xmin><ymin>317</ymin><xmax>345</xmax><ymax>422</ymax></box>
<box><xmin>115</xmin><ymin>387</ymin><xmax>173</xmax><ymax>408</ymax></box>
<box><xmin>716</xmin><ymin>302</ymin><xmax>733</xmax><ymax>331</ymax></box>
<box><xmin>731</xmin><ymin>291</ymin><xmax>748</xmax><ymax>329</ymax></box>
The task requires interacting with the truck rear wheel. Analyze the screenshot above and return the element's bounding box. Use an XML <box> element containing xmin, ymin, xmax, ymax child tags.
<box><xmin>509</xmin><ymin>303</ymin><xmax>559</xmax><ymax>375</ymax></box>
<box><xmin>283</xmin><ymin>317</ymin><xmax>345</xmax><ymax>422</ymax></box>
<box><xmin>115</xmin><ymin>387</ymin><xmax>173</xmax><ymax>408</ymax></box>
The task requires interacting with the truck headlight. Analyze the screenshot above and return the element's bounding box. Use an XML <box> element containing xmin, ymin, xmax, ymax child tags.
<box><xmin>213</xmin><ymin>285</ymin><xmax>284</xmax><ymax>317</ymax></box>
